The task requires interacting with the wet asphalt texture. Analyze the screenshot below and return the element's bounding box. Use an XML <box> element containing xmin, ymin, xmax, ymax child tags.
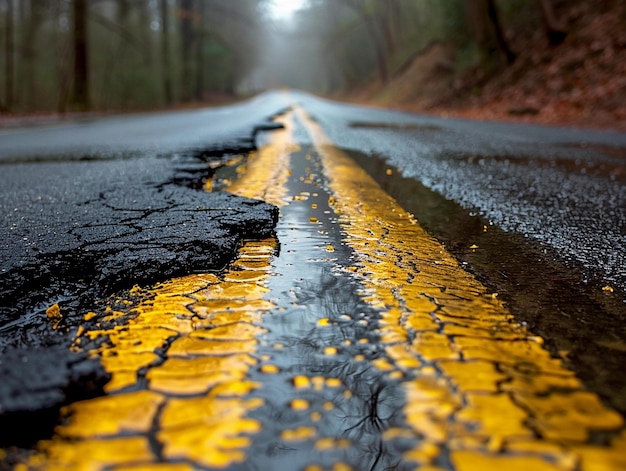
<box><xmin>1</xmin><ymin>91</ymin><xmax>626</xmax><ymax>452</ymax></box>
<box><xmin>0</xmin><ymin>94</ymin><xmax>289</xmax><ymax>445</ymax></box>
<box><xmin>240</xmin><ymin>143</ymin><xmax>411</xmax><ymax>470</ymax></box>
<box><xmin>288</xmin><ymin>92</ymin><xmax>626</xmax><ymax>414</ymax></box>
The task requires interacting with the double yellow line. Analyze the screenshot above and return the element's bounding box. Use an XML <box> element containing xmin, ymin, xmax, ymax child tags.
<box><xmin>20</xmin><ymin>105</ymin><xmax>626</xmax><ymax>471</ymax></box>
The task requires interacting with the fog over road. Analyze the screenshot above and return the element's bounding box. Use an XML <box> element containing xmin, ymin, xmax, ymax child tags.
<box><xmin>1</xmin><ymin>91</ymin><xmax>626</xmax><ymax>468</ymax></box>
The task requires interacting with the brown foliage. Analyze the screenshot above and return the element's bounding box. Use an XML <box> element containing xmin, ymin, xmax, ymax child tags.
<box><xmin>429</xmin><ymin>0</ymin><xmax>626</xmax><ymax>131</ymax></box>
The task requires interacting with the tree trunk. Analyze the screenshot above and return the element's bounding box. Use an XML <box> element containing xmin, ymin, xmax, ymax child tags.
<box><xmin>56</xmin><ymin>0</ymin><xmax>72</xmax><ymax>114</ymax></box>
<box><xmin>193</xmin><ymin>0</ymin><xmax>205</xmax><ymax>101</ymax></box>
<box><xmin>381</xmin><ymin>0</ymin><xmax>398</xmax><ymax>59</ymax></box>
<box><xmin>349</xmin><ymin>2</ymin><xmax>388</xmax><ymax>83</ymax></box>
<box><xmin>4</xmin><ymin>0</ymin><xmax>14</xmax><ymax>110</ymax></box>
<box><xmin>22</xmin><ymin>1</ymin><xmax>45</xmax><ymax>109</ymax></box>
<box><xmin>179</xmin><ymin>0</ymin><xmax>194</xmax><ymax>102</ymax></box>
<box><xmin>465</xmin><ymin>0</ymin><xmax>515</xmax><ymax>67</ymax></box>
<box><xmin>537</xmin><ymin>0</ymin><xmax>567</xmax><ymax>45</ymax></box>
<box><xmin>485</xmin><ymin>0</ymin><xmax>515</xmax><ymax>64</ymax></box>
<box><xmin>72</xmin><ymin>0</ymin><xmax>89</xmax><ymax>110</ymax></box>
<box><xmin>160</xmin><ymin>0</ymin><xmax>173</xmax><ymax>104</ymax></box>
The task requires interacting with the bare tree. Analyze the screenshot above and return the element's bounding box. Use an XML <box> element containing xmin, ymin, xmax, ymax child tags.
<box><xmin>72</xmin><ymin>0</ymin><xmax>89</xmax><ymax>110</ymax></box>
<box><xmin>537</xmin><ymin>0</ymin><xmax>567</xmax><ymax>45</ymax></box>
<box><xmin>179</xmin><ymin>0</ymin><xmax>194</xmax><ymax>102</ymax></box>
<box><xmin>160</xmin><ymin>0</ymin><xmax>173</xmax><ymax>104</ymax></box>
<box><xmin>4</xmin><ymin>0</ymin><xmax>14</xmax><ymax>110</ymax></box>
<box><xmin>339</xmin><ymin>0</ymin><xmax>389</xmax><ymax>83</ymax></box>
<box><xmin>465</xmin><ymin>0</ymin><xmax>515</xmax><ymax>66</ymax></box>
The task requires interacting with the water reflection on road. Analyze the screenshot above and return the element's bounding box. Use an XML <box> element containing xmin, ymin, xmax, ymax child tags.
<box><xmin>241</xmin><ymin>143</ymin><xmax>410</xmax><ymax>469</ymax></box>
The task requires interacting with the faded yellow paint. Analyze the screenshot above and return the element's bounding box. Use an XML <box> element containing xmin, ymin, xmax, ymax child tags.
<box><xmin>27</xmin><ymin>238</ymin><xmax>278</xmax><ymax>470</ymax></box>
<box><xmin>56</xmin><ymin>390</ymin><xmax>165</xmax><ymax>438</ymax></box>
<box><xmin>14</xmin><ymin>105</ymin><xmax>625</xmax><ymax>470</ymax></box>
<box><xmin>296</xmin><ymin>106</ymin><xmax>625</xmax><ymax>471</ymax></box>
<box><xmin>314</xmin><ymin>438</ymin><xmax>351</xmax><ymax>451</ymax></box>
<box><xmin>113</xmin><ymin>465</ymin><xmax>195</xmax><ymax>471</ymax></box>
<box><xmin>36</xmin><ymin>437</ymin><xmax>154</xmax><ymax>471</ymax></box>
<box><xmin>22</xmin><ymin>118</ymin><xmax>301</xmax><ymax>469</ymax></box>
<box><xmin>226</xmin><ymin>114</ymin><xmax>296</xmax><ymax>207</ymax></box>
<box><xmin>281</xmin><ymin>426</ymin><xmax>317</xmax><ymax>441</ymax></box>
<box><xmin>45</xmin><ymin>303</ymin><xmax>62</xmax><ymax>329</ymax></box>
<box><xmin>291</xmin><ymin>399</ymin><xmax>311</xmax><ymax>410</ymax></box>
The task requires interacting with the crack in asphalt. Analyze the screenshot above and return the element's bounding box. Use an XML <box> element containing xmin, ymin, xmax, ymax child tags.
<box><xmin>0</xmin><ymin>118</ymin><xmax>285</xmax><ymax>450</ymax></box>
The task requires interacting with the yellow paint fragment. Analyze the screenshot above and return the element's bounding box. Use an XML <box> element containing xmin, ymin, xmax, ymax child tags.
<box><xmin>438</xmin><ymin>360</ymin><xmax>505</xmax><ymax>393</ymax></box>
<box><xmin>281</xmin><ymin>426</ymin><xmax>317</xmax><ymax>441</ymax></box>
<box><xmin>113</xmin><ymin>464</ymin><xmax>196</xmax><ymax>471</ymax></box>
<box><xmin>46</xmin><ymin>303</ymin><xmax>62</xmax><ymax>329</ymax></box>
<box><xmin>314</xmin><ymin>438</ymin><xmax>350</xmax><ymax>451</ymax></box>
<box><xmin>451</xmin><ymin>451</ymin><xmax>565</xmax><ymax>471</ymax></box>
<box><xmin>159</xmin><ymin>420</ymin><xmax>259</xmax><ymax>468</ymax></box>
<box><xmin>37</xmin><ymin>437</ymin><xmax>154</xmax><ymax>470</ymax></box>
<box><xmin>291</xmin><ymin>399</ymin><xmax>310</xmax><ymax>410</ymax></box>
<box><xmin>167</xmin><ymin>337</ymin><xmax>257</xmax><ymax>357</ymax></box>
<box><xmin>28</xmin><ymin>234</ymin><xmax>277</xmax><ymax>469</ymax></box>
<box><xmin>57</xmin><ymin>390</ymin><xmax>165</xmax><ymax>438</ymax></box>
<box><xmin>160</xmin><ymin>396</ymin><xmax>263</xmax><ymax>430</ymax></box>
<box><xmin>326</xmin><ymin>378</ymin><xmax>342</xmax><ymax>388</ymax></box>
<box><xmin>260</xmin><ymin>364</ymin><xmax>280</xmax><ymax>374</ymax></box>
<box><xmin>227</xmin><ymin>114</ymin><xmax>296</xmax><ymax>206</ymax></box>
<box><xmin>293</xmin><ymin>376</ymin><xmax>311</xmax><ymax>388</ymax></box>
<box><xmin>516</xmin><ymin>391</ymin><xmax>624</xmax><ymax>441</ymax></box>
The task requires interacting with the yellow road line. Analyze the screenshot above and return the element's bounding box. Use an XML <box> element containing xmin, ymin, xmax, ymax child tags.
<box><xmin>295</xmin><ymin>105</ymin><xmax>626</xmax><ymax>471</ymax></box>
<box><xmin>27</xmin><ymin>244</ymin><xmax>276</xmax><ymax>470</ymax></box>
<box><xmin>226</xmin><ymin>113</ymin><xmax>297</xmax><ymax>206</ymax></box>
<box><xmin>15</xmin><ymin>106</ymin><xmax>626</xmax><ymax>470</ymax></box>
<box><xmin>23</xmin><ymin>122</ymin><xmax>295</xmax><ymax>470</ymax></box>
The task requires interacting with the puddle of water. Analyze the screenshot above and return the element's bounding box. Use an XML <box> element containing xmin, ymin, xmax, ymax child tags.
<box><xmin>238</xmin><ymin>145</ymin><xmax>413</xmax><ymax>469</ymax></box>
<box><xmin>346</xmin><ymin>148</ymin><xmax>626</xmax><ymax>415</ymax></box>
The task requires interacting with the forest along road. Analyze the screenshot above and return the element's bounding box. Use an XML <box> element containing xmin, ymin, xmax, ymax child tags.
<box><xmin>1</xmin><ymin>91</ymin><xmax>626</xmax><ymax>469</ymax></box>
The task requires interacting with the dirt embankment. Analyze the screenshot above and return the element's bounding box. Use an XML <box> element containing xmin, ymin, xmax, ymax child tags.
<box><xmin>370</xmin><ymin>0</ymin><xmax>626</xmax><ymax>132</ymax></box>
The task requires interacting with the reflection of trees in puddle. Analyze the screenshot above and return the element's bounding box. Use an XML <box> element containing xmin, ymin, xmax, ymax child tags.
<box><xmin>280</xmin><ymin>265</ymin><xmax>411</xmax><ymax>468</ymax></box>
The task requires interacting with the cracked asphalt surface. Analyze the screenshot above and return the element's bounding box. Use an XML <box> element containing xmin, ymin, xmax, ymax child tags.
<box><xmin>1</xmin><ymin>94</ymin><xmax>290</xmax><ymax>332</ymax></box>
<box><xmin>0</xmin><ymin>93</ymin><xmax>289</xmax><ymax>441</ymax></box>
<box><xmin>1</xmin><ymin>92</ymin><xmax>626</xmax><ymax>468</ymax></box>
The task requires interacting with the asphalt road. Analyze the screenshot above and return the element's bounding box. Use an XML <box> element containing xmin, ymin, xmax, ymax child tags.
<box><xmin>291</xmin><ymin>92</ymin><xmax>626</xmax><ymax>294</ymax></box>
<box><xmin>1</xmin><ymin>93</ymin><xmax>290</xmax><ymax>335</ymax></box>
<box><xmin>1</xmin><ymin>91</ymin><xmax>626</xmax><ymax>466</ymax></box>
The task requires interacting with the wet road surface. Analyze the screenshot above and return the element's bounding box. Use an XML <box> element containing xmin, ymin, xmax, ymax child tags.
<box><xmin>1</xmin><ymin>92</ymin><xmax>626</xmax><ymax>469</ymax></box>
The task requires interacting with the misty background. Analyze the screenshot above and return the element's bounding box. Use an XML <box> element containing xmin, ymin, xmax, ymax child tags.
<box><xmin>0</xmin><ymin>0</ymin><xmax>623</xmax><ymax>129</ymax></box>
